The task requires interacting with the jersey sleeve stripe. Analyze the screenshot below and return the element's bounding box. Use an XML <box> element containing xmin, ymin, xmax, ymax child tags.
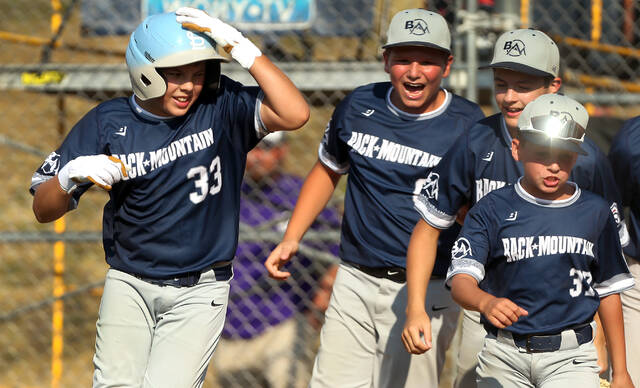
<box><xmin>445</xmin><ymin>258</ymin><xmax>485</xmax><ymax>288</ymax></box>
<box><xmin>593</xmin><ymin>273</ymin><xmax>635</xmax><ymax>297</ymax></box>
<box><xmin>318</xmin><ymin>143</ymin><xmax>349</xmax><ymax>174</ymax></box>
<box><xmin>414</xmin><ymin>195</ymin><xmax>456</xmax><ymax>229</ymax></box>
<box><xmin>619</xmin><ymin>223</ymin><xmax>631</xmax><ymax>248</ymax></box>
<box><xmin>254</xmin><ymin>91</ymin><xmax>269</xmax><ymax>138</ymax></box>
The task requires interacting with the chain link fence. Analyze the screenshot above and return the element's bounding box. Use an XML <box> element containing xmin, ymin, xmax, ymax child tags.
<box><xmin>2</xmin><ymin>0</ymin><xmax>640</xmax><ymax>387</ymax></box>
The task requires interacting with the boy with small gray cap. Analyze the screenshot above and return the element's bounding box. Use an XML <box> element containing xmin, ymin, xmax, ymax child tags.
<box><xmin>402</xmin><ymin>29</ymin><xmax>628</xmax><ymax>387</ymax></box>
<box><xmin>264</xmin><ymin>8</ymin><xmax>484</xmax><ymax>388</ymax></box>
<box><xmin>447</xmin><ymin>93</ymin><xmax>634</xmax><ymax>388</ymax></box>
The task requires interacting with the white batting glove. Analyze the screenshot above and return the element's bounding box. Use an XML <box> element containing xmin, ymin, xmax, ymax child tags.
<box><xmin>57</xmin><ymin>155</ymin><xmax>128</xmax><ymax>193</ymax></box>
<box><xmin>175</xmin><ymin>7</ymin><xmax>262</xmax><ymax>69</ymax></box>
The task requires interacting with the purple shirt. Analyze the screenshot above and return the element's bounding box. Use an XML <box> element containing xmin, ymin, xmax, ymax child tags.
<box><xmin>224</xmin><ymin>173</ymin><xmax>341</xmax><ymax>339</ymax></box>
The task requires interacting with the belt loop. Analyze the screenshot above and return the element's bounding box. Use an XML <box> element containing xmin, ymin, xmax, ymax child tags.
<box><xmin>560</xmin><ymin>328</ymin><xmax>579</xmax><ymax>349</ymax></box>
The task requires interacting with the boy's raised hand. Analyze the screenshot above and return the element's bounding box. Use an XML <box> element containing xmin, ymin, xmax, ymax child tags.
<box><xmin>176</xmin><ymin>7</ymin><xmax>261</xmax><ymax>69</ymax></box>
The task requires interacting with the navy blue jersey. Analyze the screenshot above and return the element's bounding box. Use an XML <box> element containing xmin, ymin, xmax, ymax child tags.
<box><xmin>609</xmin><ymin>116</ymin><xmax>640</xmax><ymax>259</ymax></box>
<box><xmin>319</xmin><ymin>82</ymin><xmax>484</xmax><ymax>270</ymax></box>
<box><xmin>31</xmin><ymin>75</ymin><xmax>267</xmax><ymax>278</ymax></box>
<box><xmin>415</xmin><ymin>113</ymin><xmax>629</xmax><ymax>247</ymax></box>
<box><xmin>446</xmin><ymin>181</ymin><xmax>634</xmax><ymax>335</ymax></box>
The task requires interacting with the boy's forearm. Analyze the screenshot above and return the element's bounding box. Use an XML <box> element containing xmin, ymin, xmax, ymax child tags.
<box><xmin>250</xmin><ymin>55</ymin><xmax>309</xmax><ymax>131</ymax></box>
<box><xmin>450</xmin><ymin>274</ymin><xmax>492</xmax><ymax>312</ymax></box>
<box><xmin>406</xmin><ymin>220</ymin><xmax>440</xmax><ymax>314</ymax></box>
<box><xmin>598</xmin><ymin>293</ymin><xmax>629</xmax><ymax>377</ymax></box>
<box><xmin>283</xmin><ymin>161</ymin><xmax>340</xmax><ymax>243</ymax></box>
<box><xmin>32</xmin><ymin>177</ymin><xmax>72</xmax><ymax>223</ymax></box>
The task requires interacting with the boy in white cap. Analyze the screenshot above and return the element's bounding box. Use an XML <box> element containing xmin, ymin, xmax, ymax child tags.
<box><xmin>402</xmin><ymin>29</ymin><xmax>627</xmax><ymax>387</ymax></box>
<box><xmin>447</xmin><ymin>93</ymin><xmax>634</xmax><ymax>388</ymax></box>
<box><xmin>265</xmin><ymin>8</ymin><xmax>484</xmax><ymax>388</ymax></box>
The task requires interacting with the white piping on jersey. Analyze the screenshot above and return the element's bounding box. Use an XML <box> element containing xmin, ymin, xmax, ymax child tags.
<box><xmin>385</xmin><ymin>87</ymin><xmax>452</xmax><ymax>120</ymax></box>
<box><xmin>415</xmin><ymin>195</ymin><xmax>456</xmax><ymax>230</ymax></box>
<box><xmin>514</xmin><ymin>177</ymin><xmax>581</xmax><ymax>207</ymax></box>
<box><xmin>254</xmin><ymin>91</ymin><xmax>269</xmax><ymax>139</ymax></box>
<box><xmin>500</xmin><ymin>116</ymin><xmax>514</xmax><ymax>145</ymax></box>
<box><xmin>130</xmin><ymin>95</ymin><xmax>176</xmax><ymax>121</ymax></box>
<box><xmin>593</xmin><ymin>272</ymin><xmax>635</xmax><ymax>297</ymax></box>
<box><xmin>318</xmin><ymin>142</ymin><xmax>349</xmax><ymax>174</ymax></box>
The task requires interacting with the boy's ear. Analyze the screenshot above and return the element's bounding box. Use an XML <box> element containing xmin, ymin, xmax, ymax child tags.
<box><xmin>549</xmin><ymin>77</ymin><xmax>562</xmax><ymax>93</ymax></box>
<box><xmin>383</xmin><ymin>50</ymin><xmax>391</xmax><ymax>74</ymax></box>
<box><xmin>511</xmin><ymin>138</ymin><xmax>521</xmax><ymax>161</ymax></box>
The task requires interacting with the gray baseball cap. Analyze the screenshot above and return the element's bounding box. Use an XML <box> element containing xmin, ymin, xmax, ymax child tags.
<box><xmin>484</xmin><ymin>29</ymin><xmax>559</xmax><ymax>78</ymax></box>
<box><xmin>517</xmin><ymin>94</ymin><xmax>588</xmax><ymax>155</ymax></box>
<box><xmin>382</xmin><ymin>9</ymin><xmax>451</xmax><ymax>54</ymax></box>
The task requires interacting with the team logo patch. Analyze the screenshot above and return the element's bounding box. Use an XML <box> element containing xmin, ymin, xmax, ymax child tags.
<box><xmin>40</xmin><ymin>152</ymin><xmax>60</xmax><ymax>174</ymax></box>
<box><xmin>503</xmin><ymin>39</ymin><xmax>526</xmax><ymax>57</ymax></box>
<box><xmin>420</xmin><ymin>171</ymin><xmax>439</xmax><ymax>200</ymax></box>
<box><xmin>451</xmin><ymin>238</ymin><xmax>473</xmax><ymax>261</ymax></box>
<box><xmin>404</xmin><ymin>19</ymin><xmax>429</xmax><ymax>36</ymax></box>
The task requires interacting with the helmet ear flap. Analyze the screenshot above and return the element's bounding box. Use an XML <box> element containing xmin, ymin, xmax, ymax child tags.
<box><xmin>205</xmin><ymin>60</ymin><xmax>222</xmax><ymax>94</ymax></box>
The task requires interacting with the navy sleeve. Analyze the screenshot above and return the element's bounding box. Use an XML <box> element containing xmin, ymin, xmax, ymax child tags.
<box><xmin>609</xmin><ymin>117</ymin><xmax>640</xmax><ymax>257</ymax></box>
<box><xmin>574</xmin><ymin>138</ymin><xmax>629</xmax><ymax>248</ymax></box>
<box><xmin>445</xmin><ymin>198</ymin><xmax>493</xmax><ymax>286</ymax></box>
<box><xmin>318</xmin><ymin>93</ymin><xmax>353</xmax><ymax>174</ymax></box>
<box><xmin>30</xmin><ymin>106</ymin><xmax>107</xmax><ymax>206</ymax></box>
<box><xmin>592</xmin><ymin>210</ymin><xmax>635</xmax><ymax>297</ymax></box>
<box><xmin>415</xmin><ymin>130</ymin><xmax>474</xmax><ymax>229</ymax></box>
<box><xmin>216</xmin><ymin>76</ymin><xmax>265</xmax><ymax>154</ymax></box>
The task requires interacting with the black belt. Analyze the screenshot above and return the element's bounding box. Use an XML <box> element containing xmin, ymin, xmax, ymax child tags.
<box><xmin>133</xmin><ymin>262</ymin><xmax>232</xmax><ymax>288</ymax></box>
<box><xmin>487</xmin><ymin>323</ymin><xmax>593</xmax><ymax>353</ymax></box>
<box><xmin>348</xmin><ymin>262</ymin><xmax>406</xmax><ymax>283</ymax></box>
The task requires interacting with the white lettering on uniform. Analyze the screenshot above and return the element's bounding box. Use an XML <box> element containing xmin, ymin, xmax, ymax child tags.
<box><xmin>475</xmin><ymin>179</ymin><xmax>507</xmax><ymax>202</ymax></box>
<box><xmin>502</xmin><ymin>235</ymin><xmax>595</xmax><ymax>261</ymax></box>
<box><xmin>346</xmin><ymin>131</ymin><xmax>442</xmax><ymax>167</ymax></box>
<box><xmin>121</xmin><ymin>128</ymin><xmax>215</xmax><ymax>175</ymax></box>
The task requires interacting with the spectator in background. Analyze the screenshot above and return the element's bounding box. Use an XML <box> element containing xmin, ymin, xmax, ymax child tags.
<box><xmin>214</xmin><ymin>132</ymin><xmax>341</xmax><ymax>388</ymax></box>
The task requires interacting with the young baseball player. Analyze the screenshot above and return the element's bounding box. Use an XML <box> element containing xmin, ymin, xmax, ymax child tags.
<box><xmin>608</xmin><ymin>117</ymin><xmax>640</xmax><ymax>387</ymax></box>
<box><xmin>265</xmin><ymin>8</ymin><xmax>484</xmax><ymax>388</ymax></box>
<box><xmin>446</xmin><ymin>94</ymin><xmax>635</xmax><ymax>388</ymax></box>
<box><xmin>401</xmin><ymin>29</ymin><xmax>627</xmax><ymax>388</ymax></box>
<box><xmin>30</xmin><ymin>8</ymin><xmax>308</xmax><ymax>388</ymax></box>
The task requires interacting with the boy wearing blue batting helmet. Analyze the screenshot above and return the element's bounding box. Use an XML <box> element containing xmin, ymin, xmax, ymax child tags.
<box><xmin>265</xmin><ymin>8</ymin><xmax>485</xmax><ymax>388</ymax></box>
<box><xmin>448</xmin><ymin>94</ymin><xmax>634</xmax><ymax>388</ymax></box>
<box><xmin>403</xmin><ymin>28</ymin><xmax>627</xmax><ymax>388</ymax></box>
<box><xmin>30</xmin><ymin>8</ymin><xmax>308</xmax><ymax>388</ymax></box>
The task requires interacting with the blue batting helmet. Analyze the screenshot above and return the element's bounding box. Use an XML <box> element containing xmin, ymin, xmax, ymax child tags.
<box><xmin>125</xmin><ymin>12</ymin><xmax>228</xmax><ymax>100</ymax></box>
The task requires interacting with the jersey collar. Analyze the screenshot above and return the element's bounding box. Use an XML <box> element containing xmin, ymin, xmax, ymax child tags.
<box><xmin>515</xmin><ymin>177</ymin><xmax>581</xmax><ymax>208</ymax></box>
<box><xmin>385</xmin><ymin>87</ymin><xmax>451</xmax><ymax>120</ymax></box>
<box><xmin>500</xmin><ymin>116</ymin><xmax>514</xmax><ymax>147</ymax></box>
<box><xmin>129</xmin><ymin>95</ymin><xmax>177</xmax><ymax>121</ymax></box>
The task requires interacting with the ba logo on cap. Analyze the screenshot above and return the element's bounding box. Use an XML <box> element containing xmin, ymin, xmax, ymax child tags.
<box><xmin>503</xmin><ymin>39</ymin><xmax>526</xmax><ymax>57</ymax></box>
<box><xmin>404</xmin><ymin>19</ymin><xmax>429</xmax><ymax>36</ymax></box>
<box><xmin>550</xmin><ymin>110</ymin><xmax>573</xmax><ymax>125</ymax></box>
